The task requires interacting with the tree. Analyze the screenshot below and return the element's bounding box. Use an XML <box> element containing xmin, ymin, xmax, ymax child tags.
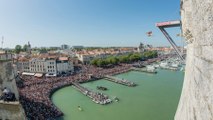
<box><xmin>118</xmin><ymin>55</ymin><xmax>129</xmax><ymax>63</ymax></box>
<box><xmin>110</xmin><ymin>57</ymin><xmax>119</xmax><ymax>65</ymax></box>
<box><xmin>39</xmin><ymin>48</ymin><xmax>48</xmax><ymax>53</ymax></box>
<box><xmin>90</xmin><ymin>59</ymin><xmax>99</xmax><ymax>66</ymax></box>
<box><xmin>15</xmin><ymin>45</ymin><xmax>22</xmax><ymax>54</ymax></box>
<box><xmin>96</xmin><ymin>59</ymin><xmax>103</xmax><ymax>67</ymax></box>
<box><xmin>22</xmin><ymin>44</ymin><xmax>28</xmax><ymax>52</ymax></box>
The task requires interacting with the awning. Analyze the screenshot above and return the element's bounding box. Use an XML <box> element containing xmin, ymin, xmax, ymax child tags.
<box><xmin>45</xmin><ymin>73</ymin><xmax>57</xmax><ymax>77</ymax></box>
<box><xmin>34</xmin><ymin>73</ymin><xmax>43</xmax><ymax>77</ymax></box>
<box><xmin>22</xmin><ymin>72</ymin><xmax>35</xmax><ymax>76</ymax></box>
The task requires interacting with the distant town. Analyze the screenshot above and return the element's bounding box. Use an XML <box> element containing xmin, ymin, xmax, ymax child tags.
<box><xmin>0</xmin><ymin>42</ymin><xmax>185</xmax><ymax>77</ymax></box>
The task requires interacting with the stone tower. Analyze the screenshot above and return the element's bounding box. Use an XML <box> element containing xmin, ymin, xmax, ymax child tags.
<box><xmin>27</xmin><ymin>41</ymin><xmax>31</xmax><ymax>55</ymax></box>
<box><xmin>175</xmin><ymin>0</ymin><xmax>213</xmax><ymax>120</ymax></box>
<box><xmin>138</xmin><ymin>42</ymin><xmax>145</xmax><ymax>52</ymax></box>
<box><xmin>0</xmin><ymin>58</ymin><xmax>26</xmax><ymax>119</ymax></box>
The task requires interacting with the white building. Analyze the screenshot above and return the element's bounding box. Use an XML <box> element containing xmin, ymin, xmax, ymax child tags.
<box><xmin>56</xmin><ymin>57</ymin><xmax>74</xmax><ymax>75</ymax></box>
<box><xmin>29</xmin><ymin>58</ymin><xmax>46</xmax><ymax>73</ymax></box>
<box><xmin>17</xmin><ymin>55</ymin><xmax>74</xmax><ymax>77</ymax></box>
<box><xmin>45</xmin><ymin>58</ymin><xmax>57</xmax><ymax>76</ymax></box>
<box><xmin>76</xmin><ymin>53</ymin><xmax>94</xmax><ymax>64</ymax></box>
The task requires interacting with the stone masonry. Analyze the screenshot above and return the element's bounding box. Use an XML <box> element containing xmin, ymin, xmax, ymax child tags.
<box><xmin>0</xmin><ymin>61</ymin><xmax>25</xmax><ymax>120</ymax></box>
<box><xmin>175</xmin><ymin>0</ymin><xmax>213</xmax><ymax>120</ymax></box>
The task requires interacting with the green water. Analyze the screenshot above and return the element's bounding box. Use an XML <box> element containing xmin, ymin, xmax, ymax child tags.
<box><xmin>52</xmin><ymin>69</ymin><xmax>184</xmax><ymax>120</ymax></box>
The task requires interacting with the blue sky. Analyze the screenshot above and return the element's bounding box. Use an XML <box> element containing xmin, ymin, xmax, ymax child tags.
<box><xmin>0</xmin><ymin>0</ymin><xmax>182</xmax><ymax>48</ymax></box>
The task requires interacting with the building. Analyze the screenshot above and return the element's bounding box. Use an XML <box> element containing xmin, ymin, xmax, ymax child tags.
<box><xmin>0</xmin><ymin>51</ymin><xmax>13</xmax><ymax>60</ymax></box>
<box><xmin>61</xmin><ymin>44</ymin><xmax>69</xmax><ymax>50</ymax></box>
<box><xmin>45</xmin><ymin>58</ymin><xmax>57</xmax><ymax>76</ymax></box>
<box><xmin>76</xmin><ymin>53</ymin><xmax>94</xmax><ymax>64</ymax></box>
<box><xmin>75</xmin><ymin>48</ymin><xmax>136</xmax><ymax>64</ymax></box>
<box><xmin>29</xmin><ymin>58</ymin><xmax>46</xmax><ymax>73</ymax></box>
<box><xmin>72</xmin><ymin>46</ymin><xmax>84</xmax><ymax>49</ymax></box>
<box><xmin>17</xmin><ymin>55</ymin><xmax>74</xmax><ymax>77</ymax></box>
<box><xmin>56</xmin><ymin>57</ymin><xmax>74</xmax><ymax>75</ymax></box>
<box><xmin>137</xmin><ymin>43</ymin><xmax>145</xmax><ymax>52</ymax></box>
<box><xmin>27</xmin><ymin>41</ymin><xmax>31</xmax><ymax>54</ymax></box>
<box><xmin>17</xmin><ymin>57</ymin><xmax>30</xmax><ymax>72</ymax></box>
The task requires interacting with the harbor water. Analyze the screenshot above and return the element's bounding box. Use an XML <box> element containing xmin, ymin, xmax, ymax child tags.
<box><xmin>52</xmin><ymin>69</ymin><xmax>184</xmax><ymax>120</ymax></box>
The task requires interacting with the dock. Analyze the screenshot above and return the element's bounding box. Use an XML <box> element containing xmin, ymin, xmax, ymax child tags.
<box><xmin>104</xmin><ymin>75</ymin><xmax>136</xmax><ymax>87</ymax></box>
<box><xmin>71</xmin><ymin>82</ymin><xmax>112</xmax><ymax>105</ymax></box>
<box><xmin>131</xmin><ymin>67</ymin><xmax>157</xmax><ymax>74</ymax></box>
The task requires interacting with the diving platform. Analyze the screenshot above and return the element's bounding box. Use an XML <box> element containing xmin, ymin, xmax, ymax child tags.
<box><xmin>156</xmin><ymin>20</ymin><xmax>185</xmax><ymax>61</ymax></box>
<box><xmin>71</xmin><ymin>82</ymin><xmax>112</xmax><ymax>105</ymax></box>
<box><xmin>104</xmin><ymin>75</ymin><xmax>136</xmax><ymax>87</ymax></box>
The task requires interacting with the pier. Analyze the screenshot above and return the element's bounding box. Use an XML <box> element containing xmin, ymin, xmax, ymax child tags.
<box><xmin>104</xmin><ymin>75</ymin><xmax>136</xmax><ymax>87</ymax></box>
<box><xmin>71</xmin><ymin>82</ymin><xmax>112</xmax><ymax>105</ymax></box>
<box><xmin>131</xmin><ymin>67</ymin><xmax>157</xmax><ymax>74</ymax></box>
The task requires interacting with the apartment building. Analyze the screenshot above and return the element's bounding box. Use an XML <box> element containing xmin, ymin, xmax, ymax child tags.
<box><xmin>17</xmin><ymin>55</ymin><xmax>74</xmax><ymax>77</ymax></box>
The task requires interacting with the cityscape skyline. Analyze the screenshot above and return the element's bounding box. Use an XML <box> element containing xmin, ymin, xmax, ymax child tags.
<box><xmin>0</xmin><ymin>0</ymin><xmax>181</xmax><ymax>48</ymax></box>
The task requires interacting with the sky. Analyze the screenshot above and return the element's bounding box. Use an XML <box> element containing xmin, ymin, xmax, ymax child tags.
<box><xmin>0</xmin><ymin>0</ymin><xmax>182</xmax><ymax>48</ymax></box>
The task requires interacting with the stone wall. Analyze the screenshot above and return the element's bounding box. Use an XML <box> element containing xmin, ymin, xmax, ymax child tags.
<box><xmin>175</xmin><ymin>0</ymin><xmax>213</xmax><ymax>120</ymax></box>
<box><xmin>0</xmin><ymin>61</ymin><xmax>19</xmax><ymax>99</ymax></box>
<box><xmin>0</xmin><ymin>102</ymin><xmax>26</xmax><ymax>120</ymax></box>
<box><xmin>0</xmin><ymin>61</ymin><xmax>25</xmax><ymax>119</ymax></box>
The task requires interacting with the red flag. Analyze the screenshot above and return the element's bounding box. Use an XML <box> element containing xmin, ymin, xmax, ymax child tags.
<box><xmin>146</xmin><ymin>31</ymin><xmax>152</xmax><ymax>37</ymax></box>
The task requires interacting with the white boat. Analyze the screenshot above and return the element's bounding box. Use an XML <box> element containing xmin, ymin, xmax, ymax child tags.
<box><xmin>154</xmin><ymin>64</ymin><xmax>160</xmax><ymax>68</ymax></box>
<box><xmin>170</xmin><ymin>63</ymin><xmax>179</xmax><ymax>68</ymax></box>
<box><xmin>160</xmin><ymin>62</ymin><xmax>169</xmax><ymax>68</ymax></box>
<box><xmin>146</xmin><ymin>65</ymin><xmax>157</xmax><ymax>73</ymax></box>
<box><xmin>146</xmin><ymin>65</ymin><xmax>155</xmax><ymax>70</ymax></box>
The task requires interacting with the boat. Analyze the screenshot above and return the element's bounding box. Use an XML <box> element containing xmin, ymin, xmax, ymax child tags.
<box><xmin>96</xmin><ymin>86</ymin><xmax>108</xmax><ymax>91</ymax></box>
<box><xmin>106</xmin><ymin>99</ymin><xmax>112</xmax><ymax>103</ymax></box>
<box><xmin>113</xmin><ymin>96</ymin><xmax>119</xmax><ymax>102</ymax></box>
<box><xmin>146</xmin><ymin>65</ymin><xmax>157</xmax><ymax>73</ymax></box>
<box><xmin>78</xmin><ymin>106</ymin><xmax>83</xmax><ymax>111</ymax></box>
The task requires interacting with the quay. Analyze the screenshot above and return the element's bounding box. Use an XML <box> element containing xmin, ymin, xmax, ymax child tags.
<box><xmin>131</xmin><ymin>67</ymin><xmax>157</xmax><ymax>74</ymax></box>
<box><xmin>104</xmin><ymin>75</ymin><xmax>136</xmax><ymax>87</ymax></box>
<box><xmin>71</xmin><ymin>82</ymin><xmax>112</xmax><ymax>105</ymax></box>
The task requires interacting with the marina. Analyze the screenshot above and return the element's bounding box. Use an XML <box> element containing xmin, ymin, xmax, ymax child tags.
<box><xmin>104</xmin><ymin>75</ymin><xmax>136</xmax><ymax>87</ymax></box>
<box><xmin>52</xmin><ymin>70</ymin><xmax>184</xmax><ymax>120</ymax></box>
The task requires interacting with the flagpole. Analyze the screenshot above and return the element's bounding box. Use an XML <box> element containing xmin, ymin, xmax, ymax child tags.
<box><xmin>1</xmin><ymin>36</ymin><xmax>3</xmax><ymax>49</ymax></box>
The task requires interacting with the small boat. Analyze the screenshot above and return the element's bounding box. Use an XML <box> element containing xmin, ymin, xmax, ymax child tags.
<box><xmin>97</xmin><ymin>86</ymin><xmax>108</xmax><ymax>91</ymax></box>
<box><xmin>113</xmin><ymin>96</ymin><xmax>119</xmax><ymax>102</ymax></box>
<box><xmin>78</xmin><ymin>106</ymin><xmax>83</xmax><ymax>111</ymax></box>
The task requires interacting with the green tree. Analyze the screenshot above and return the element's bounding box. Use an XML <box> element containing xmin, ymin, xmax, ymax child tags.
<box><xmin>90</xmin><ymin>59</ymin><xmax>99</xmax><ymax>66</ymax></box>
<box><xmin>39</xmin><ymin>48</ymin><xmax>48</xmax><ymax>53</ymax></box>
<box><xmin>118</xmin><ymin>55</ymin><xmax>129</xmax><ymax>63</ymax></box>
<box><xmin>110</xmin><ymin>57</ymin><xmax>119</xmax><ymax>65</ymax></box>
<box><xmin>96</xmin><ymin>59</ymin><xmax>103</xmax><ymax>67</ymax></box>
<box><xmin>22</xmin><ymin>44</ymin><xmax>28</xmax><ymax>52</ymax></box>
<box><xmin>15</xmin><ymin>45</ymin><xmax>22</xmax><ymax>54</ymax></box>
